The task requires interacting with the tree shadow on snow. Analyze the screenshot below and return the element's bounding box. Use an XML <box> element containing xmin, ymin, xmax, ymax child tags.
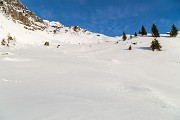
<box><xmin>161</xmin><ymin>35</ymin><xmax>171</xmax><ymax>38</ymax></box>
<box><xmin>138</xmin><ymin>47</ymin><xmax>152</xmax><ymax>51</ymax></box>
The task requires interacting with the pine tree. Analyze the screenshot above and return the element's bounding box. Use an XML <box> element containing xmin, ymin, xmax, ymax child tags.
<box><xmin>130</xmin><ymin>35</ymin><xmax>133</xmax><ymax>39</ymax></box>
<box><xmin>152</xmin><ymin>23</ymin><xmax>160</xmax><ymax>37</ymax></box>
<box><xmin>134</xmin><ymin>32</ymin><xmax>137</xmax><ymax>37</ymax></box>
<box><xmin>170</xmin><ymin>23</ymin><xmax>178</xmax><ymax>37</ymax></box>
<box><xmin>141</xmin><ymin>25</ymin><xmax>147</xmax><ymax>35</ymax></box>
<box><xmin>122</xmin><ymin>31</ymin><xmax>127</xmax><ymax>41</ymax></box>
<box><xmin>44</xmin><ymin>42</ymin><xmax>50</xmax><ymax>46</ymax></box>
<box><xmin>128</xmin><ymin>45</ymin><xmax>132</xmax><ymax>50</ymax></box>
<box><xmin>1</xmin><ymin>39</ymin><xmax>6</xmax><ymax>46</ymax></box>
<box><xmin>150</xmin><ymin>39</ymin><xmax>162</xmax><ymax>51</ymax></box>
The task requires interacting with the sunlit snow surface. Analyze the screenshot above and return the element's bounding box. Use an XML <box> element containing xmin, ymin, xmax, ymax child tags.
<box><xmin>0</xmin><ymin>12</ymin><xmax>180</xmax><ymax>120</ymax></box>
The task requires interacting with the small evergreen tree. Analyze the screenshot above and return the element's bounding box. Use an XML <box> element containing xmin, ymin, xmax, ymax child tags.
<box><xmin>152</xmin><ymin>23</ymin><xmax>160</xmax><ymax>37</ymax></box>
<box><xmin>53</xmin><ymin>30</ymin><xmax>57</xmax><ymax>34</ymax></box>
<box><xmin>128</xmin><ymin>45</ymin><xmax>132</xmax><ymax>50</ymax></box>
<box><xmin>134</xmin><ymin>32</ymin><xmax>137</xmax><ymax>37</ymax></box>
<box><xmin>170</xmin><ymin>23</ymin><xmax>178</xmax><ymax>37</ymax></box>
<box><xmin>150</xmin><ymin>39</ymin><xmax>162</xmax><ymax>51</ymax></box>
<box><xmin>1</xmin><ymin>39</ymin><xmax>6</xmax><ymax>46</ymax></box>
<box><xmin>122</xmin><ymin>31</ymin><xmax>127</xmax><ymax>41</ymax></box>
<box><xmin>141</xmin><ymin>25</ymin><xmax>147</xmax><ymax>35</ymax></box>
<box><xmin>44</xmin><ymin>42</ymin><xmax>50</xmax><ymax>46</ymax></box>
<box><xmin>130</xmin><ymin>35</ymin><xmax>133</xmax><ymax>39</ymax></box>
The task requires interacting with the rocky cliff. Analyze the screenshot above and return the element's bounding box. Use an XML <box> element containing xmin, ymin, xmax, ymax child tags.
<box><xmin>0</xmin><ymin>0</ymin><xmax>46</xmax><ymax>30</ymax></box>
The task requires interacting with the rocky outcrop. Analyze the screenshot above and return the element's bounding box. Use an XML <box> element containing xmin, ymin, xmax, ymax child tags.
<box><xmin>0</xmin><ymin>0</ymin><xmax>46</xmax><ymax>30</ymax></box>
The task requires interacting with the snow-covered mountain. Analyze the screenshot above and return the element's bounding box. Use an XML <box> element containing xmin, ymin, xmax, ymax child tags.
<box><xmin>0</xmin><ymin>0</ymin><xmax>118</xmax><ymax>46</ymax></box>
<box><xmin>0</xmin><ymin>0</ymin><xmax>45</xmax><ymax>29</ymax></box>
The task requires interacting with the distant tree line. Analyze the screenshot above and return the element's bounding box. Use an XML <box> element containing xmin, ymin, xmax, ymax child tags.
<box><xmin>122</xmin><ymin>23</ymin><xmax>178</xmax><ymax>40</ymax></box>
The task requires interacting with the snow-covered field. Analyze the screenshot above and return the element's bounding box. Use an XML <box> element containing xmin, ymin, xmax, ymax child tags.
<box><xmin>1</xmin><ymin>34</ymin><xmax>180</xmax><ymax>120</ymax></box>
<box><xmin>1</xmin><ymin>7</ymin><xmax>180</xmax><ymax>120</ymax></box>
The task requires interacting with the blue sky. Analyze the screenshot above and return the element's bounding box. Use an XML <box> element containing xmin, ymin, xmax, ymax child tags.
<box><xmin>20</xmin><ymin>0</ymin><xmax>180</xmax><ymax>36</ymax></box>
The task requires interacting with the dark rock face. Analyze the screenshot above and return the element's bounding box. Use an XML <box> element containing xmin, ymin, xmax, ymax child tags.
<box><xmin>0</xmin><ymin>0</ymin><xmax>46</xmax><ymax>30</ymax></box>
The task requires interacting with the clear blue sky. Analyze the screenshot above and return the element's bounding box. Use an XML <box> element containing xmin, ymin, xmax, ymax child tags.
<box><xmin>20</xmin><ymin>0</ymin><xmax>180</xmax><ymax>36</ymax></box>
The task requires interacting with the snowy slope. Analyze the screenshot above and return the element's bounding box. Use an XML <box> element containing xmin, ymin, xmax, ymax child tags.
<box><xmin>0</xmin><ymin>10</ymin><xmax>117</xmax><ymax>46</ymax></box>
<box><xmin>1</xmin><ymin>1</ymin><xmax>180</xmax><ymax>120</ymax></box>
<box><xmin>0</xmin><ymin>33</ymin><xmax>180</xmax><ymax>120</ymax></box>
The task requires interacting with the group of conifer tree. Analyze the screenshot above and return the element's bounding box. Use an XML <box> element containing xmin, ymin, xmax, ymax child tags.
<box><xmin>122</xmin><ymin>23</ymin><xmax>178</xmax><ymax>41</ymax></box>
<box><xmin>122</xmin><ymin>23</ymin><xmax>178</xmax><ymax>51</ymax></box>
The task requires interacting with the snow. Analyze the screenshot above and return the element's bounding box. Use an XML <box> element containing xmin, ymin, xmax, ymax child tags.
<box><xmin>1</xmin><ymin>10</ymin><xmax>180</xmax><ymax>120</ymax></box>
<box><xmin>0</xmin><ymin>13</ymin><xmax>115</xmax><ymax>46</ymax></box>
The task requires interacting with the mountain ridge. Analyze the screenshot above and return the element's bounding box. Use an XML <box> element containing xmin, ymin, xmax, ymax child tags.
<box><xmin>0</xmin><ymin>0</ymin><xmax>117</xmax><ymax>46</ymax></box>
<box><xmin>0</xmin><ymin>0</ymin><xmax>104</xmax><ymax>36</ymax></box>
<box><xmin>0</xmin><ymin>0</ymin><xmax>46</xmax><ymax>30</ymax></box>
